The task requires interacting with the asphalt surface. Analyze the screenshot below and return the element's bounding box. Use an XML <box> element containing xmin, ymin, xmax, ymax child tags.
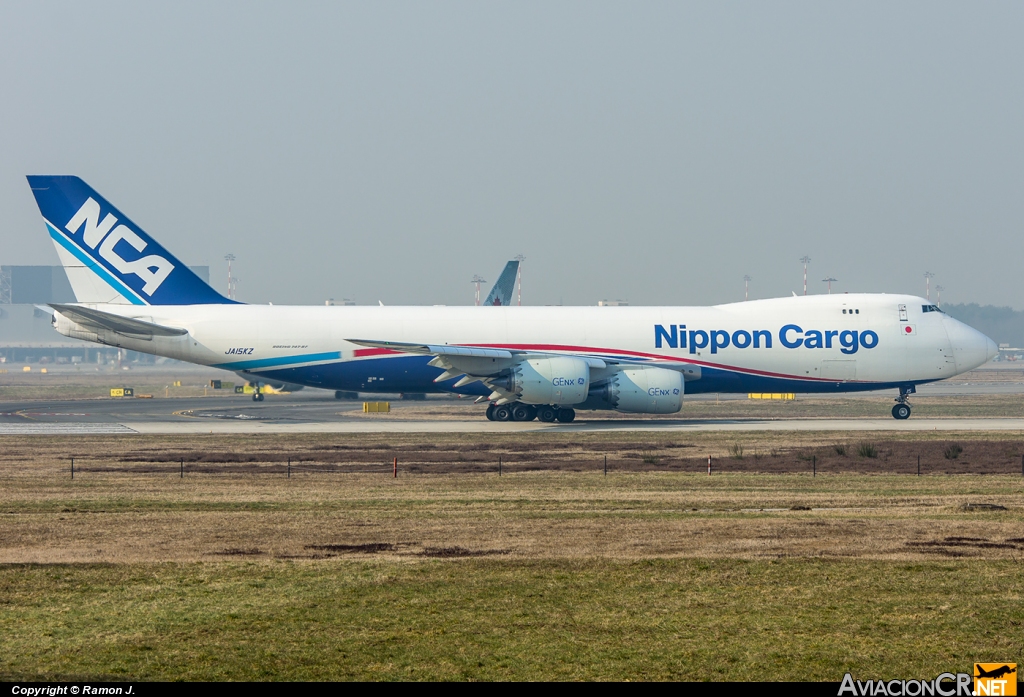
<box><xmin>1</xmin><ymin>391</ymin><xmax>1023</xmax><ymax>434</ymax></box>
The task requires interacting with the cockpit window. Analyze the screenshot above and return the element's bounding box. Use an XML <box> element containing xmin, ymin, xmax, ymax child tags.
<box><xmin>921</xmin><ymin>305</ymin><xmax>943</xmax><ymax>314</ymax></box>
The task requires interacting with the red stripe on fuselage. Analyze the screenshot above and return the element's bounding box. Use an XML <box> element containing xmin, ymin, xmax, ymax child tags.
<box><xmin>349</xmin><ymin>341</ymin><xmax>860</xmax><ymax>383</ymax></box>
<box><xmin>352</xmin><ymin>347</ymin><xmax>401</xmax><ymax>358</ymax></box>
<box><xmin>474</xmin><ymin>343</ymin><xmax>855</xmax><ymax>383</ymax></box>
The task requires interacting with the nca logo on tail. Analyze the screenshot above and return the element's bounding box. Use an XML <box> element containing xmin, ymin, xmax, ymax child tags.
<box><xmin>66</xmin><ymin>197</ymin><xmax>174</xmax><ymax>296</ymax></box>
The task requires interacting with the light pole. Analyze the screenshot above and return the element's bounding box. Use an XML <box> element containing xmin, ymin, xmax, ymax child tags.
<box><xmin>224</xmin><ymin>254</ymin><xmax>236</xmax><ymax>300</ymax></box>
<box><xmin>743</xmin><ymin>275</ymin><xmax>751</xmax><ymax>301</ymax></box>
<box><xmin>514</xmin><ymin>254</ymin><xmax>525</xmax><ymax>306</ymax></box>
<box><xmin>935</xmin><ymin>285</ymin><xmax>944</xmax><ymax>308</ymax></box>
<box><xmin>800</xmin><ymin>256</ymin><xmax>811</xmax><ymax>295</ymax></box>
<box><xmin>822</xmin><ymin>277</ymin><xmax>837</xmax><ymax>295</ymax></box>
<box><xmin>924</xmin><ymin>271</ymin><xmax>935</xmax><ymax>302</ymax></box>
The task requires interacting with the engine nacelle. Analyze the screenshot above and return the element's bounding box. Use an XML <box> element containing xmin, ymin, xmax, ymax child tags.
<box><xmin>502</xmin><ymin>356</ymin><xmax>590</xmax><ymax>405</ymax></box>
<box><xmin>591</xmin><ymin>367</ymin><xmax>683</xmax><ymax>414</ymax></box>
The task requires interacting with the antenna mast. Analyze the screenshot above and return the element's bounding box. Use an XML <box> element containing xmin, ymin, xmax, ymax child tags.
<box><xmin>224</xmin><ymin>254</ymin><xmax>236</xmax><ymax>300</ymax></box>
<box><xmin>471</xmin><ymin>275</ymin><xmax>486</xmax><ymax>306</ymax></box>
<box><xmin>800</xmin><ymin>256</ymin><xmax>811</xmax><ymax>295</ymax></box>
<box><xmin>514</xmin><ymin>254</ymin><xmax>525</xmax><ymax>306</ymax></box>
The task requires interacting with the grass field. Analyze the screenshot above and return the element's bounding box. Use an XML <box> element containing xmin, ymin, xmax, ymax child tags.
<box><xmin>2</xmin><ymin>558</ymin><xmax>1021</xmax><ymax>681</ymax></box>
<box><xmin>1</xmin><ymin>432</ymin><xmax>1022</xmax><ymax>680</ymax></box>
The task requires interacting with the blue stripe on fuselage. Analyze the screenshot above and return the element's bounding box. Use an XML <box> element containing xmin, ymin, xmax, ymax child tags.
<box><xmin>251</xmin><ymin>354</ymin><xmax>493</xmax><ymax>395</ymax></box>
<box><xmin>241</xmin><ymin>353</ymin><xmax>929</xmax><ymax>396</ymax></box>
<box><xmin>213</xmin><ymin>351</ymin><xmax>343</xmax><ymax>371</ymax></box>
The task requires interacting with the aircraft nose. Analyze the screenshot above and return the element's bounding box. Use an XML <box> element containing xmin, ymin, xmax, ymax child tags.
<box><xmin>945</xmin><ymin>318</ymin><xmax>997</xmax><ymax>372</ymax></box>
<box><xmin>986</xmin><ymin>335</ymin><xmax>999</xmax><ymax>362</ymax></box>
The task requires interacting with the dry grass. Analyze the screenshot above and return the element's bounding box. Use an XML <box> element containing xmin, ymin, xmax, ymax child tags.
<box><xmin>1</xmin><ymin>433</ymin><xmax>1022</xmax><ymax>564</ymax></box>
<box><xmin>0</xmin><ymin>369</ymin><xmax>225</xmax><ymax>401</ymax></box>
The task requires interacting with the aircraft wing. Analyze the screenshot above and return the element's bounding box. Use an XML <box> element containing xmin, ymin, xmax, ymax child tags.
<box><xmin>347</xmin><ymin>339</ymin><xmax>515</xmax><ymax>359</ymax></box>
<box><xmin>49</xmin><ymin>303</ymin><xmax>188</xmax><ymax>337</ymax></box>
<box><xmin>347</xmin><ymin>338</ymin><xmax>698</xmax><ymax>400</ymax></box>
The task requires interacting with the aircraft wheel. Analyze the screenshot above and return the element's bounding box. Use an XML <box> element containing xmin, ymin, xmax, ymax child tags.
<box><xmin>485</xmin><ymin>404</ymin><xmax>496</xmax><ymax>421</ymax></box>
<box><xmin>252</xmin><ymin>393</ymin><xmax>259</xmax><ymax>402</ymax></box>
<box><xmin>556</xmin><ymin>408</ymin><xmax>576</xmax><ymax>423</ymax></box>
<box><xmin>892</xmin><ymin>403</ymin><xmax>911</xmax><ymax>420</ymax></box>
<box><xmin>493</xmin><ymin>405</ymin><xmax>512</xmax><ymax>422</ymax></box>
<box><xmin>511</xmin><ymin>403</ymin><xmax>536</xmax><ymax>421</ymax></box>
<box><xmin>537</xmin><ymin>406</ymin><xmax>558</xmax><ymax>423</ymax></box>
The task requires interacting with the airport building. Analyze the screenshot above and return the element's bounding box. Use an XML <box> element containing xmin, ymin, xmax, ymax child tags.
<box><xmin>0</xmin><ymin>265</ymin><xmax>209</xmax><ymax>365</ymax></box>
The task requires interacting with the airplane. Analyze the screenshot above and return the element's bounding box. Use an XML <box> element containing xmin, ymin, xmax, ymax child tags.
<box><xmin>975</xmin><ymin>665</ymin><xmax>1016</xmax><ymax>680</ymax></box>
<box><xmin>27</xmin><ymin>175</ymin><xmax>998</xmax><ymax>421</ymax></box>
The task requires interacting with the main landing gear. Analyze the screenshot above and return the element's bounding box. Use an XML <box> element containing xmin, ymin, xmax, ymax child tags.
<box><xmin>251</xmin><ymin>383</ymin><xmax>265</xmax><ymax>402</ymax></box>
<box><xmin>485</xmin><ymin>402</ymin><xmax>575</xmax><ymax>423</ymax></box>
<box><xmin>891</xmin><ymin>385</ymin><xmax>915</xmax><ymax>420</ymax></box>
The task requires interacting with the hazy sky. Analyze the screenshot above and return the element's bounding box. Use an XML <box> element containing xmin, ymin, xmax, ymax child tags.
<box><xmin>2</xmin><ymin>2</ymin><xmax>1022</xmax><ymax>308</ymax></box>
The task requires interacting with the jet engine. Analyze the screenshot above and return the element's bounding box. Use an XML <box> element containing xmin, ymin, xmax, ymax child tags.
<box><xmin>590</xmin><ymin>367</ymin><xmax>683</xmax><ymax>414</ymax></box>
<box><xmin>494</xmin><ymin>356</ymin><xmax>590</xmax><ymax>405</ymax></box>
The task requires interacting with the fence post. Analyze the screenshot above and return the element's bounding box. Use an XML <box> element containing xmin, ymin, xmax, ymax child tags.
<box><xmin>498</xmin><ymin>456</ymin><xmax>502</xmax><ymax>476</ymax></box>
<box><xmin>180</xmin><ymin>458</ymin><xmax>183</xmax><ymax>479</ymax></box>
<box><xmin>393</xmin><ymin>457</ymin><xmax>397</xmax><ymax>478</ymax></box>
<box><xmin>604</xmin><ymin>454</ymin><xmax>607</xmax><ymax>476</ymax></box>
<box><xmin>918</xmin><ymin>455</ymin><xmax>921</xmax><ymax>477</ymax></box>
<box><xmin>71</xmin><ymin>457</ymin><xmax>74</xmax><ymax>479</ymax></box>
<box><xmin>813</xmin><ymin>455</ymin><xmax>816</xmax><ymax>477</ymax></box>
<box><xmin>707</xmin><ymin>455</ymin><xmax>712</xmax><ymax>475</ymax></box>
<box><xmin>288</xmin><ymin>458</ymin><xmax>291</xmax><ymax>478</ymax></box>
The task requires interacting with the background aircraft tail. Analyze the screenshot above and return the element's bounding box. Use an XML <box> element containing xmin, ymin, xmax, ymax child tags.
<box><xmin>484</xmin><ymin>260</ymin><xmax>519</xmax><ymax>306</ymax></box>
<box><xmin>27</xmin><ymin>175</ymin><xmax>232</xmax><ymax>305</ymax></box>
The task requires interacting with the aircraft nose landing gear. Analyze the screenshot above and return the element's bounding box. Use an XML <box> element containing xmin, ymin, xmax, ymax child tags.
<box><xmin>892</xmin><ymin>385</ymin><xmax>915</xmax><ymax>419</ymax></box>
<box><xmin>892</xmin><ymin>403</ymin><xmax>911</xmax><ymax>420</ymax></box>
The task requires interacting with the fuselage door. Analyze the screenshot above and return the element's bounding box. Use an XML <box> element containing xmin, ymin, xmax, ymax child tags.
<box><xmin>821</xmin><ymin>360</ymin><xmax>857</xmax><ymax>381</ymax></box>
<box><xmin>898</xmin><ymin>304</ymin><xmax>908</xmax><ymax>322</ymax></box>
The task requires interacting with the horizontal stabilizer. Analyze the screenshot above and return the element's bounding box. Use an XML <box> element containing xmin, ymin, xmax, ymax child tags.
<box><xmin>49</xmin><ymin>303</ymin><xmax>188</xmax><ymax>337</ymax></box>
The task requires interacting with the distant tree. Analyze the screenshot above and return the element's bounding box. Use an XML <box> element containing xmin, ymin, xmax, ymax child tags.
<box><xmin>943</xmin><ymin>303</ymin><xmax>1024</xmax><ymax>348</ymax></box>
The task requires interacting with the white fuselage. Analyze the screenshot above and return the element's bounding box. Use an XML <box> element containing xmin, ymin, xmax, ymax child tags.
<box><xmin>53</xmin><ymin>293</ymin><xmax>997</xmax><ymax>399</ymax></box>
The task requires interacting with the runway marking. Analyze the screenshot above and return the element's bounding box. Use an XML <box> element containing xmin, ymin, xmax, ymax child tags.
<box><xmin>0</xmin><ymin>412</ymin><xmax>88</xmax><ymax>417</ymax></box>
<box><xmin>0</xmin><ymin>423</ymin><xmax>137</xmax><ymax>435</ymax></box>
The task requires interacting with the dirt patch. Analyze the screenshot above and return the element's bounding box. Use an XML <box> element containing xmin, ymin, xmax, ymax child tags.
<box><xmin>45</xmin><ymin>435</ymin><xmax>1024</xmax><ymax>475</ymax></box>
<box><xmin>211</xmin><ymin>547</ymin><xmax>264</xmax><ymax>556</ymax></box>
<box><xmin>959</xmin><ymin>503</ymin><xmax>1009</xmax><ymax>511</ymax></box>
<box><xmin>905</xmin><ymin>537</ymin><xmax>1022</xmax><ymax>551</ymax></box>
<box><xmin>418</xmin><ymin>547</ymin><xmax>511</xmax><ymax>558</ymax></box>
<box><xmin>305</xmin><ymin>543</ymin><xmax>396</xmax><ymax>554</ymax></box>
